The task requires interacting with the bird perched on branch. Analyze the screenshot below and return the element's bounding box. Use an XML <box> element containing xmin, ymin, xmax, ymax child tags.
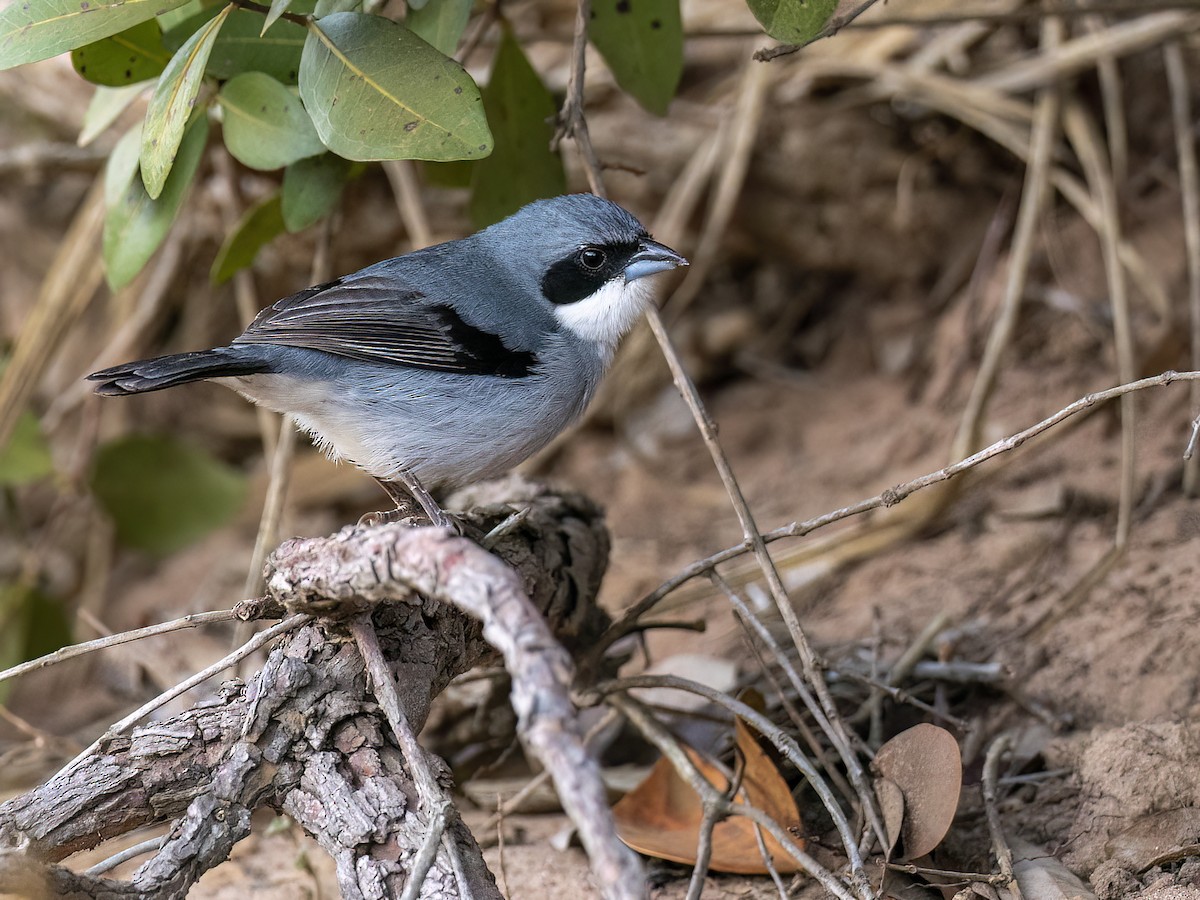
<box><xmin>89</xmin><ymin>193</ymin><xmax>687</xmax><ymax>525</ymax></box>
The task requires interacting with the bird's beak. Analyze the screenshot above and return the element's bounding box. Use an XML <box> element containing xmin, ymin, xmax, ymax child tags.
<box><xmin>623</xmin><ymin>239</ymin><xmax>689</xmax><ymax>283</ymax></box>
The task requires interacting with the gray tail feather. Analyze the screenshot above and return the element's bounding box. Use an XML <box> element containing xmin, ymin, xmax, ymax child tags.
<box><xmin>88</xmin><ymin>347</ymin><xmax>271</xmax><ymax>396</ymax></box>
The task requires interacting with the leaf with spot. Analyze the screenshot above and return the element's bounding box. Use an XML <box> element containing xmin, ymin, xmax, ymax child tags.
<box><xmin>163</xmin><ymin>7</ymin><xmax>307</xmax><ymax>83</ymax></box>
<box><xmin>71</xmin><ymin>19</ymin><xmax>169</xmax><ymax>86</ymax></box>
<box><xmin>104</xmin><ymin>113</ymin><xmax>208</xmax><ymax>288</ymax></box>
<box><xmin>91</xmin><ymin>434</ymin><xmax>247</xmax><ymax>556</ymax></box>
<box><xmin>589</xmin><ymin>0</ymin><xmax>682</xmax><ymax>116</ymax></box>
<box><xmin>745</xmin><ymin>0</ymin><xmax>837</xmax><ymax>43</ymax></box>
<box><xmin>211</xmin><ymin>192</ymin><xmax>286</xmax><ymax>282</ymax></box>
<box><xmin>407</xmin><ymin>0</ymin><xmax>471</xmax><ymax>57</ymax></box>
<box><xmin>218</xmin><ymin>72</ymin><xmax>323</xmax><ymax>170</ymax></box>
<box><xmin>139</xmin><ymin>3</ymin><xmax>230</xmax><ymax>199</ymax></box>
<box><xmin>79</xmin><ymin>83</ymin><xmax>146</xmax><ymax>146</ymax></box>
<box><xmin>298</xmin><ymin>12</ymin><xmax>492</xmax><ymax>162</ymax></box>
<box><xmin>281</xmin><ymin>152</ymin><xmax>355</xmax><ymax>231</ymax></box>
<box><xmin>0</xmin><ymin>0</ymin><xmax>191</xmax><ymax>71</ymax></box>
<box><xmin>469</xmin><ymin>28</ymin><xmax>564</xmax><ymax>227</ymax></box>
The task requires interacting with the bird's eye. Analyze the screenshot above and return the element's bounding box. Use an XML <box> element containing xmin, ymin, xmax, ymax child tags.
<box><xmin>578</xmin><ymin>247</ymin><xmax>607</xmax><ymax>271</ymax></box>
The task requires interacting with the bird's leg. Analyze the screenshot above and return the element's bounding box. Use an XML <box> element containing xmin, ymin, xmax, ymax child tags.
<box><xmin>379</xmin><ymin>472</ymin><xmax>455</xmax><ymax>530</ymax></box>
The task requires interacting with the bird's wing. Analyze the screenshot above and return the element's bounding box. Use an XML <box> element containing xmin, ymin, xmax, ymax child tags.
<box><xmin>232</xmin><ymin>272</ymin><xmax>536</xmax><ymax>378</ymax></box>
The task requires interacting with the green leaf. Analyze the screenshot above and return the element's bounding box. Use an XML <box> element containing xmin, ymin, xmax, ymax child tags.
<box><xmin>71</xmin><ymin>19</ymin><xmax>168</xmax><ymax>86</ymax></box>
<box><xmin>79</xmin><ymin>83</ymin><xmax>145</xmax><ymax>146</ymax></box>
<box><xmin>0</xmin><ymin>0</ymin><xmax>191</xmax><ymax>71</ymax></box>
<box><xmin>211</xmin><ymin>9</ymin><xmax>306</xmax><ymax>82</ymax></box>
<box><xmin>103</xmin><ymin>121</ymin><xmax>142</xmax><ymax>207</ymax></box>
<box><xmin>299</xmin><ymin>12</ymin><xmax>492</xmax><ymax>162</ymax></box>
<box><xmin>0</xmin><ymin>584</ymin><xmax>71</xmax><ymax>703</ymax></box>
<box><xmin>218</xmin><ymin>72</ymin><xmax>323</xmax><ymax>170</ymax></box>
<box><xmin>407</xmin><ymin>0</ymin><xmax>471</xmax><ymax>57</ymax></box>
<box><xmin>156</xmin><ymin>0</ymin><xmax>219</xmax><ymax>34</ymax></box>
<box><xmin>211</xmin><ymin>192</ymin><xmax>286</xmax><ymax>282</ymax></box>
<box><xmin>139</xmin><ymin>2</ymin><xmax>230</xmax><ymax>199</ymax></box>
<box><xmin>104</xmin><ymin>113</ymin><xmax>208</xmax><ymax>289</ymax></box>
<box><xmin>0</xmin><ymin>412</ymin><xmax>53</xmax><ymax>486</ymax></box>
<box><xmin>589</xmin><ymin>0</ymin><xmax>681</xmax><ymax>116</ymax></box>
<box><xmin>281</xmin><ymin>152</ymin><xmax>353</xmax><ymax>231</ymax></box>
<box><xmin>164</xmin><ymin>8</ymin><xmax>306</xmax><ymax>83</ymax></box>
<box><xmin>469</xmin><ymin>29</ymin><xmax>564</xmax><ymax>227</ymax></box>
<box><xmin>745</xmin><ymin>0</ymin><xmax>836</xmax><ymax>43</ymax></box>
<box><xmin>312</xmin><ymin>0</ymin><xmax>358</xmax><ymax>17</ymax></box>
<box><xmin>262</xmin><ymin>0</ymin><xmax>292</xmax><ymax>34</ymax></box>
<box><xmin>91</xmin><ymin>433</ymin><xmax>246</xmax><ymax>556</ymax></box>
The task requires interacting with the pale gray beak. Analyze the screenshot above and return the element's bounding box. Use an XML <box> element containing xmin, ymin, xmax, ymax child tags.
<box><xmin>623</xmin><ymin>239</ymin><xmax>688</xmax><ymax>283</ymax></box>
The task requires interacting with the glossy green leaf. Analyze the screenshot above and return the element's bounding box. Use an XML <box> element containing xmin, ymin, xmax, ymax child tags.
<box><xmin>211</xmin><ymin>10</ymin><xmax>306</xmax><ymax>82</ymax></box>
<box><xmin>79</xmin><ymin>83</ymin><xmax>145</xmax><ymax>146</ymax></box>
<box><xmin>139</xmin><ymin>2</ymin><xmax>229</xmax><ymax>199</ymax></box>
<box><xmin>589</xmin><ymin>0</ymin><xmax>681</xmax><ymax>116</ymax></box>
<box><xmin>91</xmin><ymin>433</ymin><xmax>246</xmax><ymax>556</ymax></box>
<box><xmin>469</xmin><ymin>29</ymin><xmax>563</xmax><ymax>227</ymax></box>
<box><xmin>407</xmin><ymin>0</ymin><xmax>471</xmax><ymax>57</ymax></box>
<box><xmin>0</xmin><ymin>412</ymin><xmax>53</xmax><ymax>486</ymax></box>
<box><xmin>299</xmin><ymin>12</ymin><xmax>492</xmax><ymax>162</ymax></box>
<box><xmin>746</xmin><ymin>0</ymin><xmax>836</xmax><ymax>42</ymax></box>
<box><xmin>0</xmin><ymin>0</ymin><xmax>190</xmax><ymax>71</ymax></box>
<box><xmin>218</xmin><ymin>72</ymin><xmax>323</xmax><ymax>170</ymax></box>
<box><xmin>165</xmin><ymin>7</ymin><xmax>306</xmax><ymax>83</ymax></box>
<box><xmin>71</xmin><ymin>19</ymin><xmax>168</xmax><ymax>86</ymax></box>
<box><xmin>281</xmin><ymin>152</ymin><xmax>353</xmax><ymax>231</ymax></box>
<box><xmin>211</xmin><ymin>192</ymin><xmax>286</xmax><ymax>282</ymax></box>
<box><xmin>104</xmin><ymin>113</ymin><xmax>208</xmax><ymax>289</ymax></box>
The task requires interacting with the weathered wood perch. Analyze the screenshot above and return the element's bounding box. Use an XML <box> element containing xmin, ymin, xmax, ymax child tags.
<box><xmin>0</xmin><ymin>482</ymin><xmax>644</xmax><ymax>900</ymax></box>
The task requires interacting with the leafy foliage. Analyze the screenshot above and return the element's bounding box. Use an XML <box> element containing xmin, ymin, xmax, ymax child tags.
<box><xmin>0</xmin><ymin>584</ymin><xmax>72</xmax><ymax>703</ymax></box>
<box><xmin>71</xmin><ymin>19</ymin><xmax>169</xmax><ymax>87</ymax></box>
<box><xmin>211</xmin><ymin>192</ymin><xmax>286</xmax><ymax>281</ymax></box>
<box><xmin>589</xmin><ymin>0</ymin><xmax>683</xmax><ymax>116</ymax></box>
<box><xmin>469</xmin><ymin>29</ymin><xmax>565</xmax><ymax>227</ymax></box>
<box><xmin>298</xmin><ymin>12</ymin><xmax>492</xmax><ymax>162</ymax></box>
<box><xmin>0</xmin><ymin>412</ymin><xmax>54</xmax><ymax>486</ymax></box>
<box><xmin>746</xmin><ymin>0</ymin><xmax>837</xmax><ymax>43</ymax></box>
<box><xmin>218</xmin><ymin>71</ymin><xmax>324</xmax><ymax>170</ymax></box>
<box><xmin>90</xmin><ymin>434</ymin><xmax>247</xmax><ymax>556</ymax></box>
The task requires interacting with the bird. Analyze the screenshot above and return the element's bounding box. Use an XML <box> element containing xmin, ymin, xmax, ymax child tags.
<box><xmin>88</xmin><ymin>193</ymin><xmax>688</xmax><ymax>526</ymax></box>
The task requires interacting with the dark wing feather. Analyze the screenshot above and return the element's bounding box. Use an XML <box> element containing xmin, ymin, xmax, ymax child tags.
<box><xmin>233</xmin><ymin>274</ymin><xmax>536</xmax><ymax>378</ymax></box>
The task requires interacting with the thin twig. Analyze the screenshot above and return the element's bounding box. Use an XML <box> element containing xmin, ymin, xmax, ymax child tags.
<box><xmin>1165</xmin><ymin>41</ymin><xmax>1200</xmax><ymax>494</ymax></box>
<box><xmin>982</xmin><ymin>734</ymin><xmax>1023</xmax><ymax>900</ymax></box>
<box><xmin>609</xmin><ymin>694</ymin><xmax>858</xmax><ymax>900</ymax></box>
<box><xmin>0</xmin><ymin>609</ymin><xmax>237</xmax><ymax>687</ymax></box>
<box><xmin>398</xmin><ymin>801</ymin><xmax>451</xmax><ymax>900</ymax></box>
<box><xmin>609</xmin><ymin>370</ymin><xmax>1200</xmax><ymax>630</ymax></box>
<box><xmin>61</xmin><ymin>614</ymin><xmax>309</xmax><ymax>775</ymax></box>
<box><xmin>85</xmin><ymin>835</ymin><xmax>166</xmax><ymax>876</ymax></box>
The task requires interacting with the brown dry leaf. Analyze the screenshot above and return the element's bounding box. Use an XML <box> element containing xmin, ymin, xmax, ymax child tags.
<box><xmin>1105</xmin><ymin>808</ymin><xmax>1200</xmax><ymax>871</ymax></box>
<box><xmin>612</xmin><ymin>718</ymin><xmax>805</xmax><ymax>874</ymax></box>
<box><xmin>1011</xmin><ymin>839</ymin><xmax>1098</xmax><ymax>900</ymax></box>
<box><xmin>875</xmin><ymin>776</ymin><xmax>905</xmax><ymax>857</ymax></box>
<box><xmin>873</xmin><ymin>723</ymin><xmax>962</xmax><ymax>859</ymax></box>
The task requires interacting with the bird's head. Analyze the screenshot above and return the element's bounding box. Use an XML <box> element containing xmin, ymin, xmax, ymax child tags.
<box><xmin>478</xmin><ymin>194</ymin><xmax>688</xmax><ymax>359</ymax></box>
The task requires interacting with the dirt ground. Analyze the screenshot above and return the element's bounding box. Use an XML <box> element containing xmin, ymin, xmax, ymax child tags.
<box><xmin>2</xmin><ymin>2</ymin><xmax>1200</xmax><ymax>898</ymax></box>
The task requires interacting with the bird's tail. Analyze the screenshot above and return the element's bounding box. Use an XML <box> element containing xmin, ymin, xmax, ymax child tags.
<box><xmin>88</xmin><ymin>347</ymin><xmax>270</xmax><ymax>396</ymax></box>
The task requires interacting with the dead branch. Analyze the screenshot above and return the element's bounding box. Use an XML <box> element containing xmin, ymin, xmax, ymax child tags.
<box><xmin>0</xmin><ymin>485</ymin><xmax>617</xmax><ymax>900</ymax></box>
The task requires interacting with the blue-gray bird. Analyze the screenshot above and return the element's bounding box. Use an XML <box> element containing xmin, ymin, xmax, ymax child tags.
<box><xmin>88</xmin><ymin>194</ymin><xmax>687</xmax><ymax>523</ymax></box>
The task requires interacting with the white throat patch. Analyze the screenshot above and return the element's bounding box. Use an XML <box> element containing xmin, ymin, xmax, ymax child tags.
<box><xmin>551</xmin><ymin>276</ymin><xmax>658</xmax><ymax>364</ymax></box>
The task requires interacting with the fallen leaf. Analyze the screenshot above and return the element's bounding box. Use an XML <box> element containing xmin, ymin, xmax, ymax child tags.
<box><xmin>873</xmin><ymin>723</ymin><xmax>962</xmax><ymax>859</ymax></box>
<box><xmin>612</xmin><ymin>718</ymin><xmax>805</xmax><ymax>874</ymax></box>
<box><xmin>876</xmin><ymin>776</ymin><xmax>905</xmax><ymax>856</ymax></box>
<box><xmin>1105</xmin><ymin>808</ymin><xmax>1200</xmax><ymax>871</ymax></box>
<box><xmin>1011</xmin><ymin>839</ymin><xmax>1098</xmax><ymax>900</ymax></box>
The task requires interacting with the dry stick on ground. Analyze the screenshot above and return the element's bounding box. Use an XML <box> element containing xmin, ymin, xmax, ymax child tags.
<box><xmin>555</xmin><ymin>0</ymin><xmax>885</xmax><ymax>885</ymax></box>
<box><xmin>611</xmin><ymin>370</ymin><xmax>1200</xmax><ymax>627</ymax></box>
<box><xmin>1166</xmin><ymin>41</ymin><xmax>1200</xmax><ymax>496</ymax></box>
<box><xmin>981</xmin><ymin>734</ymin><xmax>1022</xmax><ymax>900</ymax></box>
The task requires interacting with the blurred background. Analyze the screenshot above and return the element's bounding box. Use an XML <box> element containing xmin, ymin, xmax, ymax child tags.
<box><xmin>2</xmin><ymin>0</ymin><xmax>1199</xmax><ymax>896</ymax></box>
